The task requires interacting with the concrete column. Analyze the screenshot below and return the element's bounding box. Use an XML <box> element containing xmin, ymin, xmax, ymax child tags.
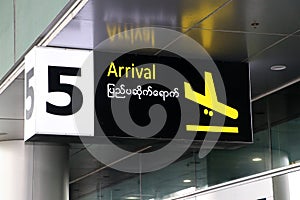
<box><xmin>273</xmin><ymin>174</ymin><xmax>290</xmax><ymax>200</ymax></box>
<box><xmin>0</xmin><ymin>140</ymin><xmax>69</xmax><ymax>200</ymax></box>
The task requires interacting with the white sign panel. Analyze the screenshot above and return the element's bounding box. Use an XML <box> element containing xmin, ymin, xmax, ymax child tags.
<box><xmin>24</xmin><ymin>47</ymin><xmax>93</xmax><ymax>141</ymax></box>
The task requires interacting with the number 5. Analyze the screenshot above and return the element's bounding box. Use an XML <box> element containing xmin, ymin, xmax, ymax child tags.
<box><xmin>26</xmin><ymin>68</ymin><xmax>34</xmax><ymax>119</ymax></box>
<box><xmin>46</xmin><ymin>66</ymin><xmax>83</xmax><ymax>116</ymax></box>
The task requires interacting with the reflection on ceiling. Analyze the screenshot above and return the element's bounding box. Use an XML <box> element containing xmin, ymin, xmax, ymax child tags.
<box><xmin>49</xmin><ymin>0</ymin><xmax>300</xmax><ymax>97</ymax></box>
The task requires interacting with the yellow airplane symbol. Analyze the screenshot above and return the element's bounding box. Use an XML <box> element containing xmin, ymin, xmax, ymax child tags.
<box><xmin>184</xmin><ymin>72</ymin><xmax>239</xmax><ymax>133</ymax></box>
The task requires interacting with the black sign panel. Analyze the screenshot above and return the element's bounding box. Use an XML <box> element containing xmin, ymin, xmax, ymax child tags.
<box><xmin>93</xmin><ymin>49</ymin><xmax>252</xmax><ymax>147</ymax></box>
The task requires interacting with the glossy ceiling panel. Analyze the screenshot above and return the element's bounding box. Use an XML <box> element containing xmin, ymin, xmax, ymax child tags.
<box><xmin>48</xmin><ymin>0</ymin><xmax>300</xmax><ymax>98</ymax></box>
<box><xmin>250</xmin><ymin>35</ymin><xmax>300</xmax><ymax>96</ymax></box>
<box><xmin>49</xmin><ymin>0</ymin><xmax>230</xmax><ymax>49</ymax></box>
<box><xmin>89</xmin><ymin>0</ymin><xmax>229</xmax><ymax>27</ymax></box>
<box><xmin>49</xmin><ymin>19</ymin><xmax>94</xmax><ymax>49</ymax></box>
<box><xmin>197</xmin><ymin>0</ymin><xmax>300</xmax><ymax>34</ymax></box>
<box><xmin>186</xmin><ymin>29</ymin><xmax>283</xmax><ymax>62</ymax></box>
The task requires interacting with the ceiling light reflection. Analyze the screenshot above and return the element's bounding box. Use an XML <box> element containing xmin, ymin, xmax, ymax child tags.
<box><xmin>252</xmin><ymin>157</ymin><xmax>262</xmax><ymax>162</ymax></box>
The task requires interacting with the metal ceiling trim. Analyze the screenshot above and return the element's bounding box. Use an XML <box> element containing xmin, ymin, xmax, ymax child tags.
<box><xmin>188</xmin><ymin>27</ymin><xmax>291</xmax><ymax>37</ymax></box>
<box><xmin>251</xmin><ymin>76</ymin><xmax>300</xmax><ymax>102</ymax></box>
<box><xmin>243</xmin><ymin>29</ymin><xmax>300</xmax><ymax>63</ymax></box>
<box><xmin>0</xmin><ymin>0</ymin><xmax>89</xmax><ymax>95</ymax></box>
<box><xmin>184</xmin><ymin>0</ymin><xmax>233</xmax><ymax>34</ymax></box>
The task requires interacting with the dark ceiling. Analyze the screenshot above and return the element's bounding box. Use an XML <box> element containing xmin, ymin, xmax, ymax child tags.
<box><xmin>49</xmin><ymin>0</ymin><xmax>300</xmax><ymax>98</ymax></box>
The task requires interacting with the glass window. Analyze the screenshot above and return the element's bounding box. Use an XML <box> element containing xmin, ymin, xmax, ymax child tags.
<box><xmin>69</xmin><ymin>82</ymin><xmax>300</xmax><ymax>199</ymax></box>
